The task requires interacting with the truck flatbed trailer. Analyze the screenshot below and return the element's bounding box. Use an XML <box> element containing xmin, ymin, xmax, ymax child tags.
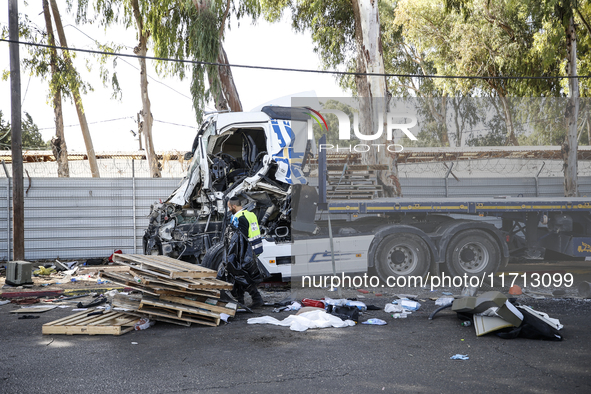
<box><xmin>290</xmin><ymin>194</ymin><xmax>591</xmax><ymax>282</ymax></box>
<box><xmin>327</xmin><ymin>197</ymin><xmax>591</xmax><ymax>215</ymax></box>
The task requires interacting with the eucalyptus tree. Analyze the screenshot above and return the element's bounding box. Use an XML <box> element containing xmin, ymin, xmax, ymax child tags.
<box><xmin>74</xmin><ymin>0</ymin><xmax>162</xmax><ymax>176</ymax></box>
<box><xmin>50</xmin><ymin>0</ymin><xmax>100</xmax><ymax>177</ymax></box>
<box><xmin>43</xmin><ymin>0</ymin><xmax>69</xmax><ymax>176</ymax></box>
<box><xmin>395</xmin><ymin>0</ymin><xmax>562</xmax><ymax>147</ymax></box>
<box><xmin>144</xmin><ymin>0</ymin><xmax>260</xmax><ymax>120</ymax></box>
<box><xmin>2</xmin><ymin>1</ymin><xmax>100</xmax><ymax>176</ymax></box>
<box><xmin>262</xmin><ymin>0</ymin><xmax>400</xmax><ymax>195</ymax></box>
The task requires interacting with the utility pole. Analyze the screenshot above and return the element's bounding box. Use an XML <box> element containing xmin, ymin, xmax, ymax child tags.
<box><xmin>9</xmin><ymin>0</ymin><xmax>24</xmax><ymax>260</ymax></box>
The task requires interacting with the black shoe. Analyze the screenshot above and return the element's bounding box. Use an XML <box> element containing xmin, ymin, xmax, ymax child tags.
<box><xmin>249</xmin><ymin>292</ymin><xmax>264</xmax><ymax>309</ymax></box>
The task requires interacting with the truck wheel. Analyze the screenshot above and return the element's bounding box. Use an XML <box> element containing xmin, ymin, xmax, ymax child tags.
<box><xmin>201</xmin><ymin>242</ymin><xmax>224</xmax><ymax>271</ymax></box>
<box><xmin>445</xmin><ymin>230</ymin><xmax>500</xmax><ymax>277</ymax></box>
<box><xmin>375</xmin><ymin>234</ymin><xmax>430</xmax><ymax>281</ymax></box>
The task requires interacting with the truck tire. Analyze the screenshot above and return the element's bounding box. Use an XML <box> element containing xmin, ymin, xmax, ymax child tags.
<box><xmin>375</xmin><ymin>234</ymin><xmax>430</xmax><ymax>282</ymax></box>
<box><xmin>444</xmin><ymin>230</ymin><xmax>500</xmax><ymax>277</ymax></box>
<box><xmin>201</xmin><ymin>242</ymin><xmax>224</xmax><ymax>271</ymax></box>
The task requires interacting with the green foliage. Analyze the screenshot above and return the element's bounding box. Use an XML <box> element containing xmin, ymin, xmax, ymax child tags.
<box><xmin>1</xmin><ymin>8</ymin><xmax>96</xmax><ymax>108</ymax></box>
<box><xmin>0</xmin><ymin>111</ymin><xmax>50</xmax><ymax>150</ymax></box>
<box><xmin>311</xmin><ymin>99</ymin><xmax>359</xmax><ymax>145</ymax></box>
<box><xmin>395</xmin><ymin>0</ymin><xmax>562</xmax><ymax>98</ymax></box>
<box><xmin>145</xmin><ymin>0</ymin><xmax>260</xmax><ymax>121</ymax></box>
<box><xmin>75</xmin><ymin>0</ymin><xmax>260</xmax><ymax>122</ymax></box>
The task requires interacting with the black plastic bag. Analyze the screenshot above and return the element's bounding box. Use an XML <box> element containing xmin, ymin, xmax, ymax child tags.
<box><xmin>496</xmin><ymin>308</ymin><xmax>563</xmax><ymax>341</ymax></box>
<box><xmin>327</xmin><ymin>305</ymin><xmax>359</xmax><ymax>323</ymax></box>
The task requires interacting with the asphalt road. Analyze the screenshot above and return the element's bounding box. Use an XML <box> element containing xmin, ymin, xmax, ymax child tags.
<box><xmin>1</xmin><ymin>288</ymin><xmax>590</xmax><ymax>394</ymax></box>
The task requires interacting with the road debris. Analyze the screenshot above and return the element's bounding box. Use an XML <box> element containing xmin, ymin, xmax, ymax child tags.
<box><xmin>362</xmin><ymin>318</ymin><xmax>387</xmax><ymax>325</ymax></box>
<box><xmin>247</xmin><ymin>310</ymin><xmax>356</xmax><ymax>332</ymax></box>
<box><xmin>134</xmin><ymin>318</ymin><xmax>155</xmax><ymax>331</ymax></box>
<box><xmin>106</xmin><ymin>254</ymin><xmax>237</xmax><ymax>327</ymax></box>
<box><xmin>509</xmin><ymin>285</ymin><xmax>522</xmax><ymax>295</ymax></box>
<box><xmin>384</xmin><ymin>304</ymin><xmax>404</xmax><ymax>313</ymax></box>
<box><xmin>450</xmin><ymin>354</ymin><xmax>469</xmax><ymax>360</ymax></box>
<box><xmin>42</xmin><ymin>307</ymin><xmax>141</xmax><ymax>335</ymax></box>
<box><xmin>435</xmin><ymin>297</ymin><xmax>454</xmax><ymax>306</ymax></box>
<box><xmin>10</xmin><ymin>305</ymin><xmax>57</xmax><ymax>314</ymax></box>
<box><xmin>442</xmin><ymin>291</ymin><xmax>564</xmax><ymax>340</ymax></box>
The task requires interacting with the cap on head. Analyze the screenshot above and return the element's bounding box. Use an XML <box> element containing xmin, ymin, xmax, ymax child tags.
<box><xmin>228</xmin><ymin>197</ymin><xmax>242</xmax><ymax>207</ymax></box>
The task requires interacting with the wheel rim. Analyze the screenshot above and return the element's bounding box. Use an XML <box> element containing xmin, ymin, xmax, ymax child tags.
<box><xmin>386</xmin><ymin>244</ymin><xmax>418</xmax><ymax>275</ymax></box>
<box><xmin>458</xmin><ymin>241</ymin><xmax>489</xmax><ymax>274</ymax></box>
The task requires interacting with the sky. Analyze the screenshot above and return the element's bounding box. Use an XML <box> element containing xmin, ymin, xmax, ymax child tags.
<box><xmin>0</xmin><ymin>1</ymin><xmax>346</xmax><ymax>153</ymax></box>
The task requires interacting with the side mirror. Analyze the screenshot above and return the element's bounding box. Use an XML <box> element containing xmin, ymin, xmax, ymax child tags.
<box><xmin>184</xmin><ymin>151</ymin><xmax>193</xmax><ymax>160</ymax></box>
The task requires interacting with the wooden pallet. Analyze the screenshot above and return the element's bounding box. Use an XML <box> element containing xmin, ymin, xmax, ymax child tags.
<box><xmin>128</xmin><ymin>269</ymin><xmax>230</xmax><ymax>292</ymax></box>
<box><xmin>111</xmin><ymin>294</ymin><xmax>192</xmax><ymax>327</ymax></box>
<box><xmin>113</xmin><ymin>254</ymin><xmax>218</xmax><ymax>279</ymax></box>
<box><xmin>138</xmin><ymin>298</ymin><xmax>220</xmax><ymax>327</ymax></box>
<box><xmin>99</xmin><ymin>271</ymin><xmax>227</xmax><ymax>298</ymax></box>
<box><xmin>112</xmin><ymin>294</ymin><xmax>234</xmax><ymax>327</ymax></box>
<box><xmin>42</xmin><ymin>308</ymin><xmax>140</xmax><ymax>336</ymax></box>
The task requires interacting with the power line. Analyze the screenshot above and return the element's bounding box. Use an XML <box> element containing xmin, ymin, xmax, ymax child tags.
<box><xmin>153</xmin><ymin>119</ymin><xmax>195</xmax><ymax>129</ymax></box>
<box><xmin>38</xmin><ymin>116</ymin><xmax>134</xmax><ymax>130</ymax></box>
<box><xmin>38</xmin><ymin>116</ymin><xmax>195</xmax><ymax>131</ymax></box>
<box><xmin>21</xmin><ymin>73</ymin><xmax>32</xmax><ymax>106</ymax></box>
<box><xmin>63</xmin><ymin>24</ymin><xmax>195</xmax><ymax>101</ymax></box>
<box><xmin>2</xmin><ymin>38</ymin><xmax>590</xmax><ymax>80</ymax></box>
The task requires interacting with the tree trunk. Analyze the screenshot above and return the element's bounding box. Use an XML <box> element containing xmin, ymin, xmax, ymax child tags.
<box><xmin>217</xmin><ymin>45</ymin><xmax>242</xmax><ymax>112</ymax></box>
<box><xmin>352</xmin><ymin>0</ymin><xmax>398</xmax><ymax>196</ymax></box>
<box><xmin>587</xmin><ymin>109</ymin><xmax>591</xmax><ymax>145</ymax></box>
<box><xmin>499</xmin><ymin>94</ymin><xmax>518</xmax><ymax>146</ymax></box>
<box><xmin>452</xmin><ymin>97</ymin><xmax>463</xmax><ymax>147</ymax></box>
<box><xmin>196</xmin><ymin>0</ymin><xmax>242</xmax><ymax>112</ymax></box>
<box><xmin>132</xmin><ymin>0</ymin><xmax>160</xmax><ymax>178</ymax></box>
<box><xmin>207</xmin><ymin>67</ymin><xmax>229</xmax><ymax>111</ymax></box>
<box><xmin>427</xmin><ymin>95</ymin><xmax>449</xmax><ymax>146</ymax></box>
<box><xmin>564</xmin><ymin>16</ymin><xmax>579</xmax><ymax>197</ymax></box>
<box><xmin>42</xmin><ymin>0</ymin><xmax>69</xmax><ymax>177</ymax></box>
<box><xmin>49</xmin><ymin>0</ymin><xmax>99</xmax><ymax>177</ymax></box>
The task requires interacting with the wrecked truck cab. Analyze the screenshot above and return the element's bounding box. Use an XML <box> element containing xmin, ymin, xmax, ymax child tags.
<box><xmin>143</xmin><ymin>106</ymin><xmax>317</xmax><ymax>266</ymax></box>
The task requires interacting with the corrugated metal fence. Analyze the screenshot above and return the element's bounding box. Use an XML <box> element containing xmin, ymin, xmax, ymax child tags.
<box><xmin>1</xmin><ymin>176</ymin><xmax>590</xmax><ymax>261</ymax></box>
<box><xmin>0</xmin><ymin>178</ymin><xmax>180</xmax><ymax>261</ymax></box>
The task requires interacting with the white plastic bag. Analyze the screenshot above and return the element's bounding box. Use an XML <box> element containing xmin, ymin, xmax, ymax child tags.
<box><xmin>385</xmin><ymin>304</ymin><xmax>404</xmax><ymax>313</ymax></box>
<box><xmin>435</xmin><ymin>297</ymin><xmax>454</xmax><ymax>306</ymax></box>
<box><xmin>248</xmin><ymin>310</ymin><xmax>355</xmax><ymax>332</ymax></box>
<box><xmin>134</xmin><ymin>318</ymin><xmax>155</xmax><ymax>330</ymax></box>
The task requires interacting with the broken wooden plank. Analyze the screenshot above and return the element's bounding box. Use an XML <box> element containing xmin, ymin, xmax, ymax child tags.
<box><xmin>99</xmin><ymin>272</ymin><xmax>160</xmax><ymax>296</ymax></box>
<box><xmin>77</xmin><ymin>265</ymin><xmax>131</xmax><ymax>275</ymax></box>
<box><xmin>154</xmin><ymin>288</ymin><xmax>221</xmax><ymax>298</ymax></box>
<box><xmin>10</xmin><ymin>305</ymin><xmax>57</xmax><ymax>313</ymax></box>
<box><xmin>159</xmin><ymin>295</ymin><xmax>237</xmax><ymax>317</ymax></box>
